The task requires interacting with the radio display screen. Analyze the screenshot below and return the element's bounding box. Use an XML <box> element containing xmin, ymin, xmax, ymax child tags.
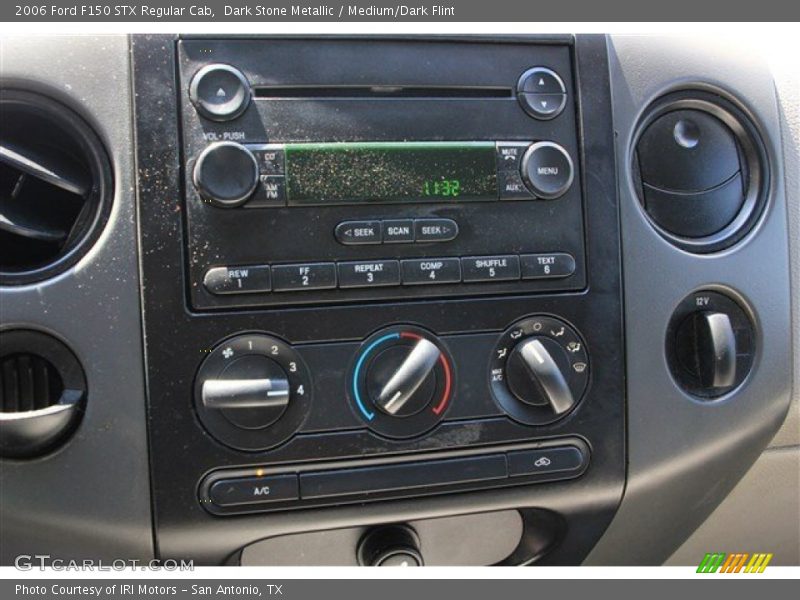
<box><xmin>284</xmin><ymin>142</ymin><xmax>498</xmax><ymax>205</ymax></box>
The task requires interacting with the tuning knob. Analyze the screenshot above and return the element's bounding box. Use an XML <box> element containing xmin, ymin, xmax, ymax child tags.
<box><xmin>350</xmin><ymin>327</ymin><xmax>453</xmax><ymax>439</ymax></box>
<box><xmin>490</xmin><ymin>316</ymin><xmax>589</xmax><ymax>425</ymax></box>
<box><xmin>667</xmin><ymin>291</ymin><xmax>755</xmax><ymax>398</ymax></box>
<box><xmin>193</xmin><ymin>142</ymin><xmax>259</xmax><ymax>207</ymax></box>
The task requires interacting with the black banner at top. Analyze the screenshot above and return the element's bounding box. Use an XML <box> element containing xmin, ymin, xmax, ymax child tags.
<box><xmin>3</xmin><ymin>0</ymin><xmax>800</xmax><ymax>22</ymax></box>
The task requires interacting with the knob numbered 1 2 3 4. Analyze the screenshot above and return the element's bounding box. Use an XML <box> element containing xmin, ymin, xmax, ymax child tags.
<box><xmin>194</xmin><ymin>333</ymin><xmax>312</xmax><ymax>451</ymax></box>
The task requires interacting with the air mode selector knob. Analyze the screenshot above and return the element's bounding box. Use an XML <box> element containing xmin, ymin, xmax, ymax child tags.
<box><xmin>505</xmin><ymin>337</ymin><xmax>575</xmax><ymax>415</ymax></box>
<box><xmin>490</xmin><ymin>316</ymin><xmax>589</xmax><ymax>426</ymax></box>
<box><xmin>193</xmin><ymin>142</ymin><xmax>259</xmax><ymax>207</ymax></box>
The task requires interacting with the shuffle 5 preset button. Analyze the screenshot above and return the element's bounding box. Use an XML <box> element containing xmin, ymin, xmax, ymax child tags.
<box><xmin>461</xmin><ymin>255</ymin><xmax>521</xmax><ymax>282</ymax></box>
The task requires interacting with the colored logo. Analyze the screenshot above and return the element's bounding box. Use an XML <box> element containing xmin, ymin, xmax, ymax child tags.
<box><xmin>697</xmin><ymin>552</ymin><xmax>773</xmax><ymax>573</ymax></box>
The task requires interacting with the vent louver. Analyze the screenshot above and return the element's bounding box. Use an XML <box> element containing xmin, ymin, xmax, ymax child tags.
<box><xmin>0</xmin><ymin>353</ymin><xmax>63</xmax><ymax>413</ymax></box>
<box><xmin>0</xmin><ymin>330</ymin><xmax>86</xmax><ymax>458</ymax></box>
<box><xmin>0</xmin><ymin>90</ymin><xmax>112</xmax><ymax>284</ymax></box>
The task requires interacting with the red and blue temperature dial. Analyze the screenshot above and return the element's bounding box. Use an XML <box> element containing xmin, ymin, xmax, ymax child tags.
<box><xmin>350</xmin><ymin>326</ymin><xmax>453</xmax><ymax>439</ymax></box>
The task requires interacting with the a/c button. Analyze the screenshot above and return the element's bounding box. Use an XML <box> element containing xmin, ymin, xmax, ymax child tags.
<box><xmin>208</xmin><ymin>474</ymin><xmax>299</xmax><ymax>507</ymax></box>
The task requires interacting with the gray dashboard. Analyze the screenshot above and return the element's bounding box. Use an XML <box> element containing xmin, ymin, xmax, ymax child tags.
<box><xmin>0</xmin><ymin>33</ymin><xmax>796</xmax><ymax>566</ymax></box>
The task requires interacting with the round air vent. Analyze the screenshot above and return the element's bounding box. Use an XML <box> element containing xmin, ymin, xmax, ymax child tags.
<box><xmin>632</xmin><ymin>90</ymin><xmax>769</xmax><ymax>253</ymax></box>
<box><xmin>0</xmin><ymin>89</ymin><xmax>112</xmax><ymax>284</ymax></box>
<box><xmin>0</xmin><ymin>330</ymin><xmax>86</xmax><ymax>458</ymax></box>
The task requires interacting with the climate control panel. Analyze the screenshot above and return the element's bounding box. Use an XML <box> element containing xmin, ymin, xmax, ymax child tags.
<box><xmin>191</xmin><ymin>315</ymin><xmax>593</xmax><ymax>514</ymax></box>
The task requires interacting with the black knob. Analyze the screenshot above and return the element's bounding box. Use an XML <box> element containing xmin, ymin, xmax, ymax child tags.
<box><xmin>521</xmin><ymin>141</ymin><xmax>574</xmax><ymax>199</ymax></box>
<box><xmin>189</xmin><ymin>64</ymin><xmax>251</xmax><ymax>121</ymax></box>
<box><xmin>201</xmin><ymin>354</ymin><xmax>290</xmax><ymax>429</ymax></box>
<box><xmin>193</xmin><ymin>142</ymin><xmax>259</xmax><ymax>207</ymax></box>
<box><xmin>675</xmin><ymin>312</ymin><xmax>737</xmax><ymax>389</ymax></box>
<box><xmin>506</xmin><ymin>337</ymin><xmax>575</xmax><ymax>415</ymax></box>
<box><xmin>367</xmin><ymin>337</ymin><xmax>441</xmax><ymax>417</ymax></box>
<box><xmin>350</xmin><ymin>327</ymin><xmax>453</xmax><ymax>439</ymax></box>
<box><xmin>490</xmin><ymin>316</ymin><xmax>589</xmax><ymax>426</ymax></box>
<box><xmin>194</xmin><ymin>334</ymin><xmax>312</xmax><ymax>452</ymax></box>
<box><xmin>667</xmin><ymin>291</ymin><xmax>755</xmax><ymax>398</ymax></box>
<box><xmin>357</xmin><ymin>526</ymin><xmax>423</xmax><ymax>567</ymax></box>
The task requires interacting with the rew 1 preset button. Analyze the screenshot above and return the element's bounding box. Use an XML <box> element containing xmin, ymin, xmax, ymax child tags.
<box><xmin>461</xmin><ymin>255</ymin><xmax>521</xmax><ymax>282</ymax></box>
<box><xmin>272</xmin><ymin>263</ymin><xmax>337</xmax><ymax>291</ymax></box>
<box><xmin>204</xmin><ymin>265</ymin><xmax>271</xmax><ymax>294</ymax></box>
<box><xmin>338</xmin><ymin>260</ymin><xmax>401</xmax><ymax>288</ymax></box>
<box><xmin>401</xmin><ymin>258</ymin><xmax>461</xmax><ymax>285</ymax></box>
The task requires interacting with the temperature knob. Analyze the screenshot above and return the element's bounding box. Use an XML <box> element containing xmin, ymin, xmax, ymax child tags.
<box><xmin>490</xmin><ymin>316</ymin><xmax>589</xmax><ymax>425</ymax></box>
<box><xmin>194</xmin><ymin>333</ymin><xmax>312</xmax><ymax>451</ymax></box>
<box><xmin>350</xmin><ymin>326</ymin><xmax>453</xmax><ymax>439</ymax></box>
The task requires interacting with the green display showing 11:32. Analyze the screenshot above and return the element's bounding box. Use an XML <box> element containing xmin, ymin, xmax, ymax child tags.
<box><xmin>423</xmin><ymin>179</ymin><xmax>461</xmax><ymax>198</ymax></box>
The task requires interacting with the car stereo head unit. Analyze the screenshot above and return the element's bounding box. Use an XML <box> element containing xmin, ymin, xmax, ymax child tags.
<box><xmin>178</xmin><ymin>39</ymin><xmax>586</xmax><ymax>310</ymax></box>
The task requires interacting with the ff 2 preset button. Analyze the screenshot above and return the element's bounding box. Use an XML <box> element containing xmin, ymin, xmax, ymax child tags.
<box><xmin>204</xmin><ymin>265</ymin><xmax>271</xmax><ymax>294</ymax></box>
<box><xmin>272</xmin><ymin>263</ymin><xmax>337</xmax><ymax>291</ymax></box>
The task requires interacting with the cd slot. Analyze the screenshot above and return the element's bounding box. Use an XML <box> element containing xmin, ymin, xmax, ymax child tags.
<box><xmin>253</xmin><ymin>85</ymin><xmax>513</xmax><ymax>100</ymax></box>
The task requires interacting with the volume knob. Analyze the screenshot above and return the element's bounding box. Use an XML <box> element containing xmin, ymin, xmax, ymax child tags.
<box><xmin>193</xmin><ymin>142</ymin><xmax>259</xmax><ymax>207</ymax></box>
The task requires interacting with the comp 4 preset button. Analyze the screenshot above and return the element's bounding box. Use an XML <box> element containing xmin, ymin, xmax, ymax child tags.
<box><xmin>401</xmin><ymin>258</ymin><xmax>461</xmax><ymax>285</ymax></box>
